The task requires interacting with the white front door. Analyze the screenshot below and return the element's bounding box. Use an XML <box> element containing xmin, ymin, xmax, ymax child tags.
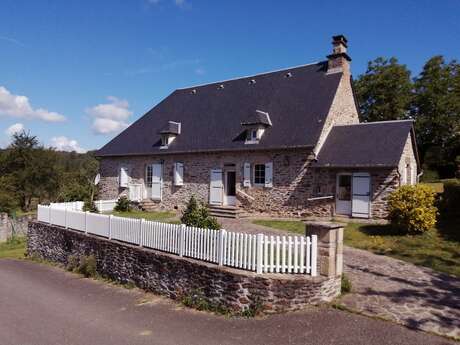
<box><xmin>352</xmin><ymin>173</ymin><xmax>371</xmax><ymax>218</ymax></box>
<box><xmin>151</xmin><ymin>163</ymin><xmax>163</xmax><ymax>201</ymax></box>
<box><xmin>336</xmin><ymin>174</ymin><xmax>352</xmax><ymax>216</ymax></box>
<box><xmin>224</xmin><ymin>170</ymin><xmax>236</xmax><ymax>206</ymax></box>
<box><xmin>210</xmin><ymin>169</ymin><xmax>223</xmax><ymax>205</ymax></box>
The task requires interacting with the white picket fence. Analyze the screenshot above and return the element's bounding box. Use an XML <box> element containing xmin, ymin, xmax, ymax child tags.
<box><xmin>37</xmin><ymin>204</ymin><xmax>317</xmax><ymax>276</ymax></box>
<box><xmin>94</xmin><ymin>199</ymin><xmax>118</xmax><ymax>213</ymax></box>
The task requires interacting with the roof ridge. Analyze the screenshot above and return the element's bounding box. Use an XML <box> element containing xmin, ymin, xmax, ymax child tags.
<box><xmin>176</xmin><ymin>61</ymin><xmax>323</xmax><ymax>90</ymax></box>
<box><xmin>333</xmin><ymin>119</ymin><xmax>414</xmax><ymax>127</ymax></box>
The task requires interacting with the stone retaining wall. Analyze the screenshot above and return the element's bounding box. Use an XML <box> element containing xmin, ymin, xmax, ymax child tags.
<box><xmin>0</xmin><ymin>213</ymin><xmax>35</xmax><ymax>242</ymax></box>
<box><xmin>27</xmin><ymin>222</ymin><xmax>341</xmax><ymax>314</ymax></box>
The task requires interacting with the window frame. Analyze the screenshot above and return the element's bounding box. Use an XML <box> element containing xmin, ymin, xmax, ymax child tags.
<box><xmin>253</xmin><ymin>163</ymin><xmax>266</xmax><ymax>186</ymax></box>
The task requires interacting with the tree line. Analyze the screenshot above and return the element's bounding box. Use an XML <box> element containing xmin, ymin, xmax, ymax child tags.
<box><xmin>0</xmin><ymin>132</ymin><xmax>98</xmax><ymax>213</ymax></box>
<box><xmin>354</xmin><ymin>55</ymin><xmax>460</xmax><ymax>179</ymax></box>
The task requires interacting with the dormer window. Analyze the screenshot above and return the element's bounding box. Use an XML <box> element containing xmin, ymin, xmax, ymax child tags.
<box><xmin>159</xmin><ymin>121</ymin><xmax>181</xmax><ymax>149</ymax></box>
<box><xmin>241</xmin><ymin>110</ymin><xmax>272</xmax><ymax>144</ymax></box>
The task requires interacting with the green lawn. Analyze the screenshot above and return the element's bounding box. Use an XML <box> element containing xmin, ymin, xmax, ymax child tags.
<box><xmin>253</xmin><ymin>219</ymin><xmax>305</xmax><ymax>234</ymax></box>
<box><xmin>0</xmin><ymin>237</ymin><xmax>27</xmax><ymax>259</ymax></box>
<box><xmin>111</xmin><ymin>210</ymin><xmax>179</xmax><ymax>223</ymax></box>
<box><xmin>252</xmin><ymin>219</ymin><xmax>460</xmax><ymax>277</ymax></box>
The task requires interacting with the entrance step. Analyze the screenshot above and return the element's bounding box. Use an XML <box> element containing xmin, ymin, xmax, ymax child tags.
<box><xmin>208</xmin><ymin>205</ymin><xmax>245</xmax><ymax>219</ymax></box>
<box><xmin>140</xmin><ymin>199</ymin><xmax>161</xmax><ymax>212</ymax></box>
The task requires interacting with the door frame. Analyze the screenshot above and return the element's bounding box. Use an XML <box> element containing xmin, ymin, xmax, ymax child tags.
<box><xmin>149</xmin><ymin>163</ymin><xmax>163</xmax><ymax>201</ymax></box>
<box><xmin>209</xmin><ymin>169</ymin><xmax>224</xmax><ymax>206</ymax></box>
<box><xmin>351</xmin><ymin>172</ymin><xmax>371</xmax><ymax>218</ymax></box>
<box><xmin>224</xmin><ymin>168</ymin><xmax>236</xmax><ymax>206</ymax></box>
<box><xmin>335</xmin><ymin>173</ymin><xmax>352</xmax><ymax>216</ymax></box>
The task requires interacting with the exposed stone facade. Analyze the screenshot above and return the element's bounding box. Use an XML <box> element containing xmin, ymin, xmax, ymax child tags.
<box><xmin>27</xmin><ymin>222</ymin><xmax>341</xmax><ymax>314</ymax></box>
<box><xmin>398</xmin><ymin>132</ymin><xmax>418</xmax><ymax>185</ymax></box>
<box><xmin>99</xmin><ymin>148</ymin><xmax>399</xmax><ymax>219</ymax></box>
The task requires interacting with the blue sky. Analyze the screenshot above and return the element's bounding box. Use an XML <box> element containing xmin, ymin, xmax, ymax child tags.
<box><xmin>0</xmin><ymin>0</ymin><xmax>459</xmax><ymax>152</ymax></box>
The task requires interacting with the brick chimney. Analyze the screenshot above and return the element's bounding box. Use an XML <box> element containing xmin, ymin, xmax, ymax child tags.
<box><xmin>327</xmin><ymin>35</ymin><xmax>351</xmax><ymax>75</ymax></box>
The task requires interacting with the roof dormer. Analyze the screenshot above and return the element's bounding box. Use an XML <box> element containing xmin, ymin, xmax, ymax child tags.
<box><xmin>241</xmin><ymin>110</ymin><xmax>272</xmax><ymax>144</ymax></box>
<box><xmin>159</xmin><ymin>121</ymin><xmax>181</xmax><ymax>149</ymax></box>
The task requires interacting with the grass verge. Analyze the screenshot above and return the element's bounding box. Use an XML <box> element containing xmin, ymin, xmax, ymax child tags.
<box><xmin>252</xmin><ymin>219</ymin><xmax>460</xmax><ymax>277</ymax></box>
<box><xmin>0</xmin><ymin>236</ymin><xmax>27</xmax><ymax>259</ymax></box>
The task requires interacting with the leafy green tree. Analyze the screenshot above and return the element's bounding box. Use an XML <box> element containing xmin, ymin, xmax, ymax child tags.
<box><xmin>1</xmin><ymin>131</ymin><xmax>62</xmax><ymax>210</ymax></box>
<box><xmin>354</xmin><ymin>57</ymin><xmax>413</xmax><ymax>122</ymax></box>
<box><xmin>412</xmin><ymin>56</ymin><xmax>460</xmax><ymax>177</ymax></box>
<box><xmin>181</xmin><ymin>196</ymin><xmax>220</xmax><ymax>230</ymax></box>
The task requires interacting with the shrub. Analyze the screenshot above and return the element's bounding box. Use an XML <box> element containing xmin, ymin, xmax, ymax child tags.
<box><xmin>66</xmin><ymin>254</ymin><xmax>80</xmax><ymax>272</ymax></box>
<box><xmin>387</xmin><ymin>184</ymin><xmax>437</xmax><ymax>234</ymax></box>
<box><xmin>181</xmin><ymin>196</ymin><xmax>221</xmax><ymax>230</ymax></box>
<box><xmin>438</xmin><ymin>180</ymin><xmax>460</xmax><ymax>219</ymax></box>
<box><xmin>341</xmin><ymin>274</ymin><xmax>352</xmax><ymax>294</ymax></box>
<box><xmin>75</xmin><ymin>255</ymin><xmax>97</xmax><ymax>278</ymax></box>
<box><xmin>83</xmin><ymin>199</ymin><xmax>98</xmax><ymax>213</ymax></box>
<box><xmin>114</xmin><ymin>196</ymin><xmax>131</xmax><ymax>212</ymax></box>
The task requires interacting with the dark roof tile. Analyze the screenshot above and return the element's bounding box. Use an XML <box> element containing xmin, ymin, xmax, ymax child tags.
<box><xmin>97</xmin><ymin>62</ymin><xmax>342</xmax><ymax>156</ymax></box>
<box><xmin>315</xmin><ymin>120</ymin><xmax>416</xmax><ymax>168</ymax></box>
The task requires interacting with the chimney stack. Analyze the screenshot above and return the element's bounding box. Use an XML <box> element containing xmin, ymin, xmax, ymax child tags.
<box><xmin>327</xmin><ymin>35</ymin><xmax>351</xmax><ymax>75</ymax></box>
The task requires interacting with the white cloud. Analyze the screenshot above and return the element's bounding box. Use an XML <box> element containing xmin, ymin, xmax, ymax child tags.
<box><xmin>50</xmin><ymin>136</ymin><xmax>86</xmax><ymax>153</ymax></box>
<box><xmin>86</xmin><ymin>96</ymin><xmax>132</xmax><ymax>135</ymax></box>
<box><xmin>5</xmin><ymin>123</ymin><xmax>24</xmax><ymax>136</ymax></box>
<box><xmin>0</xmin><ymin>86</ymin><xmax>66</xmax><ymax>122</ymax></box>
<box><xmin>0</xmin><ymin>36</ymin><xmax>25</xmax><ymax>47</ymax></box>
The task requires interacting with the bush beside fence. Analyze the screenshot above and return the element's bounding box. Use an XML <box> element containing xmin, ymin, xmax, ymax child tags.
<box><xmin>37</xmin><ymin>204</ymin><xmax>317</xmax><ymax>276</ymax></box>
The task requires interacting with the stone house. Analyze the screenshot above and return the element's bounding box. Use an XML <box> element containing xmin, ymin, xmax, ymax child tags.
<box><xmin>96</xmin><ymin>35</ymin><xmax>419</xmax><ymax>219</ymax></box>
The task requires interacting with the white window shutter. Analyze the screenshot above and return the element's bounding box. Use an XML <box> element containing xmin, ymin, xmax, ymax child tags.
<box><xmin>265</xmin><ymin>162</ymin><xmax>273</xmax><ymax>187</ymax></box>
<box><xmin>174</xmin><ymin>162</ymin><xmax>184</xmax><ymax>186</ymax></box>
<box><xmin>119</xmin><ymin>167</ymin><xmax>129</xmax><ymax>187</ymax></box>
<box><xmin>243</xmin><ymin>162</ymin><xmax>251</xmax><ymax>187</ymax></box>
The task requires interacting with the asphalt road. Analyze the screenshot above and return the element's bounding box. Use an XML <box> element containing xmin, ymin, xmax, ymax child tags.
<box><xmin>0</xmin><ymin>259</ymin><xmax>454</xmax><ymax>345</ymax></box>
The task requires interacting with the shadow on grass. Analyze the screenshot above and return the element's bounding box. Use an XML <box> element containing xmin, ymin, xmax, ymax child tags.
<box><xmin>357</xmin><ymin>224</ymin><xmax>406</xmax><ymax>237</ymax></box>
<box><xmin>437</xmin><ymin>216</ymin><xmax>460</xmax><ymax>243</ymax></box>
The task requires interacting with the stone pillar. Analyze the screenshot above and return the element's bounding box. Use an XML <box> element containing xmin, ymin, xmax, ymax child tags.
<box><xmin>0</xmin><ymin>213</ymin><xmax>9</xmax><ymax>242</ymax></box>
<box><xmin>304</xmin><ymin>221</ymin><xmax>343</xmax><ymax>278</ymax></box>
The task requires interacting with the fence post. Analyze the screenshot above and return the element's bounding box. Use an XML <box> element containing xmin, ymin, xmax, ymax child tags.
<box><xmin>179</xmin><ymin>224</ymin><xmax>186</xmax><ymax>257</ymax></box>
<box><xmin>218</xmin><ymin>229</ymin><xmax>226</xmax><ymax>266</ymax></box>
<box><xmin>64</xmin><ymin>208</ymin><xmax>68</xmax><ymax>228</ymax></box>
<box><xmin>139</xmin><ymin>218</ymin><xmax>144</xmax><ymax>247</ymax></box>
<box><xmin>108</xmin><ymin>215</ymin><xmax>113</xmax><ymax>240</ymax></box>
<box><xmin>85</xmin><ymin>211</ymin><xmax>89</xmax><ymax>235</ymax></box>
<box><xmin>256</xmin><ymin>233</ymin><xmax>263</xmax><ymax>274</ymax></box>
<box><xmin>311</xmin><ymin>235</ymin><xmax>318</xmax><ymax>277</ymax></box>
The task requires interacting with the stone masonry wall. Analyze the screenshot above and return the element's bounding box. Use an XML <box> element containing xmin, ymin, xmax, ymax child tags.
<box><xmin>99</xmin><ymin>149</ymin><xmax>398</xmax><ymax>219</ymax></box>
<box><xmin>398</xmin><ymin>132</ymin><xmax>418</xmax><ymax>185</ymax></box>
<box><xmin>314</xmin><ymin>73</ymin><xmax>360</xmax><ymax>156</ymax></box>
<box><xmin>99</xmin><ymin>148</ymin><xmax>338</xmax><ymax>218</ymax></box>
<box><xmin>27</xmin><ymin>222</ymin><xmax>341</xmax><ymax>314</ymax></box>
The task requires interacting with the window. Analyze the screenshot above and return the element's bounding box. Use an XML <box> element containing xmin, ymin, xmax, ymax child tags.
<box><xmin>337</xmin><ymin>175</ymin><xmax>351</xmax><ymax>201</ymax></box>
<box><xmin>161</xmin><ymin>135</ymin><xmax>168</xmax><ymax>147</ymax></box>
<box><xmin>146</xmin><ymin>165</ymin><xmax>153</xmax><ymax>187</ymax></box>
<box><xmin>251</xmin><ymin>129</ymin><xmax>257</xmax><ymax>140</ymax></box>
<box><xmin>254</xmin><ymin>164</ymin><xmax>266</xmax><ymax>185</ymax></box>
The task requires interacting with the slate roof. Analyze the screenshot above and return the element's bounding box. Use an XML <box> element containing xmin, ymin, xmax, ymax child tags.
<box><xmin>314</xmin><ymin>120</ymin><xmax>417</xmax><ymax>168</ymax></box>
<box><xmin>96</xmin><ymin>62</ymin><xmax>343</xmax><ymax>156</ymax></box>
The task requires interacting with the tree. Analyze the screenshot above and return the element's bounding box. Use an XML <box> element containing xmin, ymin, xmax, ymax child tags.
<box><xmin>412</xmin><ymin>56</ymin><xmax>460</xmax><ymax>177</ymax></box>
<box><xmin>1</xmin><ymin>131</ymin><xmax>62</xmax><ymax>210</ymax></box>
<box><xmin>354</xmin><ymin>57</ymin><xmax>413</xmax><ymax>122</ymax></box>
